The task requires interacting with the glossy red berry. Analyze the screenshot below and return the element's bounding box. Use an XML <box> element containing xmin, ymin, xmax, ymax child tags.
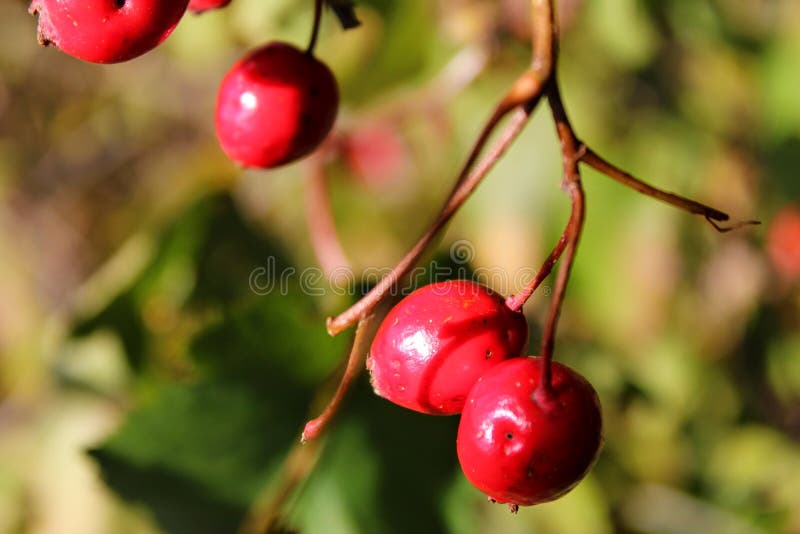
<box><xmin>188</xmin><ymin>0</ymin><xmax>231</xmax><ymax>14</ymax></box>
<box><xmin>215</xmin><ymin>42</ymin><xmax>339</xmax><ymax>169</ymax></box>
<box><xmin>457</xmin><ymin>357</ymin><xmax>602</xmax><ymax>507</ymax></box>
<box><xmin>367</xmin><ymin>280</ymin><xmax>528</xmax><ymax>415</ymax></box>
<box><xmin>29</xmin><ymin>0</ymin><xmax>189</xmax><ymax>64</ymax></box>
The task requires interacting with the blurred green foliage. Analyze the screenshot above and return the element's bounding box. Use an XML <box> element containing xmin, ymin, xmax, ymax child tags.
<box><xmin>1</xmin><ymin>0</ymin><xmax>800</xmax><ymax>533</ymax></box>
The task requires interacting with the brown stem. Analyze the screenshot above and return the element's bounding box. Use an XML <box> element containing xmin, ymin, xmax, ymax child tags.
<box><xmin>326</xmin><ymin>102</ymin><xmax>537</xmax><ymax>336</ymax></box>
<box><xmin>537</xmin><ymin>179</ymin><xmax>584</xmax><ymax>397</ymax></box>
<box><xmin>304</xmin><ymin>150</ymin><xmax>351</xmax><ymax>284</ymax></box>
<box><xmin>536</xmin><ymin>81</ymin><xmax>584</xmax><ymax>397</ymax></box>
<box><xmin>306</xmin><ymin>0</ymin><xmax>324</xmax><ymax>55</ymax></box>
<box><xmin>437</xmin><ymin>67</ymin><xmax>551</xmax><ymax>201</ymax></box>
<box><xmin>580</xmin><ymin>148</ymin><xmax>738</xmax><ymax>225</ymax></box>
<box><xmin>302</xmin><ymin>312</ymin><xmax>381</xmax><ymax>442</ymax></box>
<box><xmin>505</xmin><ymin>233</ymin><xmax>567</xmax><ymax>311</ymax></box>
<box><xmin>324</xmin><ymin>0</ymin><xmax>558</xmax><ymax>336</ymax></box>
<box><xmin>530</xmin><ymin>0</ymin><xmax>555</xmax><ymax>78</ymax></box>
<box><xmin>240</xmin><ymin>436</ymin><xmax>323</xmax><ymax>534</ymax></box>
<box><xmin>704</xmin><ymin>215</ymin><xmax>761</xmax><ymax>233</ymax></box>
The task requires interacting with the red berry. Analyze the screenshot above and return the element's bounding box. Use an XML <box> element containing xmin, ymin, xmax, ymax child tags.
<box><xmin>188</xmin><ymin>0</ymin><xmax>231</xmax><ymax>14</ymax></box>
<box><xmin>457</xmin><ymin>357</ymin><xmax>602</xmax><ymax>507</ymax></box>
<box><xmin>215</xmin><ymin>42</ymin><xmax>339</xmax><ymax>169</ymax></box>
<box><xmin>767</xmin><ymin>204</ymin><xmax>800</xmax><ymax>282</ymax></box>
<box><xmin>367</xmin><ymin>280</ymin><xmax>528</xmax><ymax>415</ymax></box>
<box><xmin>29</xmin><ymin>0</ymin><xmax>189</xmax><ymax>64</ymax></box>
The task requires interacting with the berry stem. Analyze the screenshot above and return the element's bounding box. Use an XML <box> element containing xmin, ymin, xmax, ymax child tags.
<box><xmin>302</xmin><ymin>312</ymin><xmax>382</xmax><ymax>442</ymax></box>
<box><xmin>325</xmin><ymin>0</ymin><xmax>558</xmax><ymax>336</ymax></box>
<box><xmin>450</xmin><ymin>71</ymin><xmax>545</xmax><ymax>192</ymax></box>
<box><xmin>306</xmin><ymin>0</ymin><xmax>324</xmax><ymax>55</ymax></box>
<box><xmin>529</xmin><ymin>0</ymin><xmax>555</xmax><ymax>80</ymax></box>
<box><xmin>326</xmin><ymin>102</ymin><xmax>536</xmax><ymax>336</ymax></box>
<box><xmin>505</xmin><ymin>233</ymin><xmax>566</xmax><ymax>312</ymax></box>
<box><xmin>304</xmin><ymin>146</ymin><xmax>351</xmax><ymax>284</ymax></box>
<box><xmin>579</xmin><ymin>148</ymin><xmax>758</xmax><ymax>231</ymax></box>
<box><xmin>241</xmin><ymin>435</ymin><xmax>323</xmax><ymax>534</ymax></box>
<box><xmin>537</xmin><ymin>81</ymin><xmax>585</xmax><ymax>397</ymax></box>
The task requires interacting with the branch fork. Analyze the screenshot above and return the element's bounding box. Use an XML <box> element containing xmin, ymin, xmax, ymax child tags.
<box><xmin>304</xmin><ymin>0</ymin><xmax>758</xmax><ymax>436</ymax></box>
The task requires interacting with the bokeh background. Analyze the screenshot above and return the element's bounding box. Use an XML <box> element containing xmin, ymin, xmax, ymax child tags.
<box><xmin>1</xmin><ymin>0</ymin><xmax>800</xmax><ymax>532</ymax></box>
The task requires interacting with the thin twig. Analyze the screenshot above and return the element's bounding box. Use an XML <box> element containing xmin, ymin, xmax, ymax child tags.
<box><xmin>537</xmin><ymin>179</ymin><xmax>584</xmax><ymax>396</ymax></box>
<box><xmin>240</xmin><ymin>437</ymin><xmax>323</xmax><ymax>534</ymax></box>
<box><xmin>324</xmin><ymin>0</ymin><xmax>557</xmax><ymax>336</ymax></box>
<box><xmin>241</xmin><ymin>314</ymin><xmax>384</xmax><ymax>532</ymax></box>
<box><xmin>326</xmin><ymin>103</ymin><xmax>537</xmax><ymax>335</ymax></box>
<box><xmin>302</xmin><ymin>312</ymin><xmax>381</xmax><ymax>442</ymax></box>
<box><xmin>530</xmin><ymin>0</ymin><xmax>555</xmax><ymax>78</ymax></box>
<box><xmin>306</xmin><ymin>0</ymin><xmax>324</xmax><ymax>55</ymax></box>
<box><xmin>449</xmin><ymin>74</ymin><xmax>539</xmax><ymax>192</ymax></box>
<box><xmin>581</xmin><ymin>148</ymin><xmax>730</xmax><ymax>221</ymax></box>
<box><xmin>537</xmin><ymin>81</ymin><xmax>585</xmax><ymax>397</ymax></box>
<box><xmin>505</xmin><ymin>233</ymin><xmax>567</xmax><ymax>311</ymax></box>
<box><xmin>704</xmin><ymin>215</ymin><xmax>761</xmax><ymax>233</ymax></box>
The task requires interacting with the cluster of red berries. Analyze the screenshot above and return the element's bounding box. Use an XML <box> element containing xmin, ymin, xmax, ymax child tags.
<box><xmin>368</xmin><ymin>279</ymin><xmax>603</xmax><ymax>509</ymax></box>
<box><xmin>28</xmin><ymin>0</ymin><xmax>339</xmax><ymax>170</ymax></box>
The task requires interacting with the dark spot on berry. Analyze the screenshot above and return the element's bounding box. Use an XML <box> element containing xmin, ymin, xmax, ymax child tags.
<box><xmin>482</xmin><ymin>317</ymin><xmax>487</xmax><ymax>325</ymax></box>
<box><xmin>114</xmin><ymin>0</ymin><xmax>126</xmax><ymax>8</ymax></box>
<box><xmin>485</xmin><ymin>349</ymin><xmax>492</xmax><ymax>359</ymax></box>
<box><xmin>505</xmin><ymin>432</ymin><xmax>513</xmax><ymax>440</ymax></box>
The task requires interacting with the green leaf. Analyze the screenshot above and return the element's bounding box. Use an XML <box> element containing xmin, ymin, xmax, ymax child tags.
<box><xmin>71</xmin><ymin>193</ymin><xmax>294</xmax><ymax>373</ymax></box>
<box><xmin>90</xmin><ymin>381</ymin><xmax>303</xmax><ymax>534</ymax></box>
<box><xmin>87</xmin><ymin>193</ymin><xmax>349</xmax><ymax>534</ymax></box>
<box><xmin>191</xmin><ymin>292</ymin><xmax>349</xmax><ymax>388</ymax></box>
<box><xmin>289</xmin><ymin>377</ymin><xmax>461</xmax><ymax>534</ymax></box>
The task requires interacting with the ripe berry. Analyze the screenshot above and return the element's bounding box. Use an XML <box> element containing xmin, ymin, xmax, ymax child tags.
<box><xmin>367</xmin><ymin>280</ymin><xmax>528</xmax><ymax>415</ymax></box>
<box><xmin>215</xmin><ymin>42</ymin><xmax>339</xmax><ymax>169</ymax></box>
<box><xmin>29</xmin><ymin>0</ymin><xmax>189</xmax><ymax>64</ymax></box>
<box><xmin>457</xmin><ymin>357</ymin><xmax>602</xmax><ymax>507</ymax></box>
<box><xmin>767</xmin><ymin>204</ymin><xmax>800</xmax><ymax>282</ymax></box>
<box><xmin>188</xmin><ymin>0</ymin><xmax>231</xmax><ymax>14</ymax></box>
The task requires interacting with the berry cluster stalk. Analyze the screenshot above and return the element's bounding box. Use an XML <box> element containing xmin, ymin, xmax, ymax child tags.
<box><xmin>302</xmin><ymin>312</ymin><xmax>381</xmax><ymax>442</ymax></box>
<box><xmin>312</xmin><ymin>0</ymin><xmax>757</xmax><ymax>423</ymax></box>
<box><xmin>324</xmin><ymin>4</ymin><xmax>557</xmax><ymax>336</ymax></box>
<box><xmin>324</xmin><ymin>103</ymin><xmax>538</xmax><ymax>336</ymax></box>
<box><xmin>536</xmin><ymin>82</ymin><xmax>585</xmax><ymax>396</ymax></box>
